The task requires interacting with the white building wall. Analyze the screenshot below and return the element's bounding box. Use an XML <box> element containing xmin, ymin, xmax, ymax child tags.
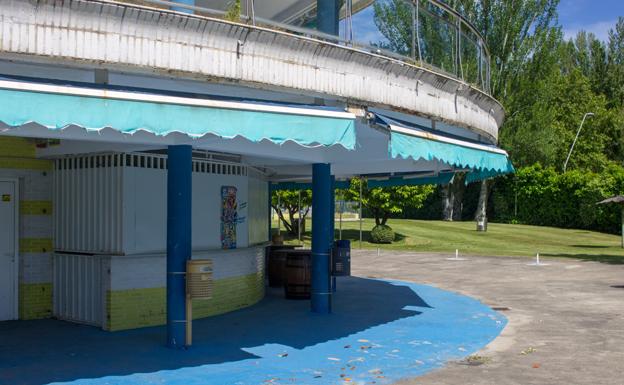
<box><xmin>248</xmin><ymin>175</ymin><xmax>269</xmax><ymax>245</ymax></box>
<box><xmin>55</xmin><ymin>153</ymin><xmax>257</xmax><ymax>255</ymax></box>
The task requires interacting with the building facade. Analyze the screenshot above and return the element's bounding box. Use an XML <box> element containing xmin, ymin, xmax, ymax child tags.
<box><xmin>0</xmin><ymin>0</ymin><xmax>512</xmax><ymax>344</ymax></box>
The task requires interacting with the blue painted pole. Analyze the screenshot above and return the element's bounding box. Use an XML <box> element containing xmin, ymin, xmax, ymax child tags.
<box><xmin>330</xmin><ymin>176</ymin><xmax>336</xmax><ymax>293</ymax></box>
<box><xmin>317</xmin><ymin>0</ymin><xmax>340</xmax><ymax>36</ymax></box>
<box><xmin>268</xmin><ymin>183</ymin><xmax>272</xmax><ymax>242</ymax></box>
<box><xmin>171</xmin><ymin>0</ymin><xmax>194</xmax><ymax>14</ymax></box>
<box><xmin>167</xmin><ymin>145</ymin><xmax>192</xmax><ymax>349</ymax></box>
<box><xmin>311</xmin><ymin>163</ymin><xmax>332</xmax><ymax>313</ymax></box>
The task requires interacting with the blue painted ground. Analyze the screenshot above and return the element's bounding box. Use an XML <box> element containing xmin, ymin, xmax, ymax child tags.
<box><xmin>0</xmin><ymin>277</ymin><xmax>506</xmax><ymax>385</ymax></box>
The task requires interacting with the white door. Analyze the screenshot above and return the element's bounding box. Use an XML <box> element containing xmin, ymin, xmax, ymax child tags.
<box><xmin>0</xmin><ymin>180</ymin><xmax>18</xmax><ymax>321</ymax></box>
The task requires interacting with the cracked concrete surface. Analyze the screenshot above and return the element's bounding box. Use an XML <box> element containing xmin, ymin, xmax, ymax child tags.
<box><xmin>351</xmin><ymin>250</ymin><xmax>624</xmax><ymax>385</ymax></box>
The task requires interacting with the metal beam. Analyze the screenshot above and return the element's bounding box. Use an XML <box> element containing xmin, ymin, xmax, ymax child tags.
<box><xmin>317</xmin><ymin>0</ymin><xmax>340</xmax><ymax>36</ymax></box>
<box><xmin>167</xmin><ymin>145</ymin><xmax>192</xmax><ymax>348</ymax></box>
<box><xmin>330</xmin><ymin>175</ymin><xmax>336</xmax><ymax>292</ymax></box>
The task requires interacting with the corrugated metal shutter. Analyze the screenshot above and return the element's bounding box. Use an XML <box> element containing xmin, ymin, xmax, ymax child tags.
<box><xmin>53</xmin><ymin>253</ymin><xmax>105</xmax><ymax>327</ymax></box>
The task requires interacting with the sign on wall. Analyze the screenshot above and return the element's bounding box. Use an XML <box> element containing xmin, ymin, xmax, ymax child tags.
<box><xmin>221</xmin><ymin>186</ymin><xmax>237</xmax><ymax>249</ymax></box>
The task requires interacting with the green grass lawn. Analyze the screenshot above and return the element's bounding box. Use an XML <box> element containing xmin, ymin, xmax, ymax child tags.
<box><xmin>272</xmin><ymin>218</ymin><xmax>624</xmax><ymax>264</ymax></box>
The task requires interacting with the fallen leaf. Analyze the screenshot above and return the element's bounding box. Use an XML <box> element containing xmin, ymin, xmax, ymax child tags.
<box><xmin>521</xmin><ymin>347</ymin><xmax>537</xmax><ymax>355</ymax></box>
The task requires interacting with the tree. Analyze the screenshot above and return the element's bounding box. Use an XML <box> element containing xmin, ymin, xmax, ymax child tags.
<box><xmin>373</xmin><ymin>0</ymin><xmax>561</xmax><ymax>224</ymax></box>
<box><xmin>345</xmin><ymin>178</ymin><xmax>434</xmax><ymax>226</ymax></box>
<box><xmin>271</xmin><ymin>190</ymin><xmax>311</xmax><ymax>235</ymax></box>
<box><xmin>441</xmin><ymin>172</ymin><xmax>466</xmax><ymax>221</ymax></box>
<box><xmin>372</xmin><ymin>0</ymin><xmax>413</xmax><ymax>57</ymax></box>
<box><xmin>457</xmin><ymin>0</ymin><xmax>560</xmax><ymax>224</ymax></box>
<box><xmin>606</xmin><ymin>17</ymin><xmax>624</xmax><ymax>109</ymax></box>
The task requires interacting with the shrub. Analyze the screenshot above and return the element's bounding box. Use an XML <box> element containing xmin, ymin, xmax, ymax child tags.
<box><xmin>371</xmin><ymin>225</ymin><xmax>395</xmax><ymax>243</ymax></box>
<box><xmin>489</xmin><ymin>163</ymin><xmax>624</xmax><ymax>234</ymax></box>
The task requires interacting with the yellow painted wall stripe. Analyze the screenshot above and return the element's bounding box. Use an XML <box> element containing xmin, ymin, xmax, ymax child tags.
<box><xmin>0</xmin><ymin>158</ymin><xmax>52</xmax><ymax>171</ymax></box>
<box><xmin>20</xmin><ymin>200</ymin><xmax>53</xmax><ymax>215</ymax></box>
<box><xmin>19</xmin><ymin>238</ymin><xmax>53</xmax><ymax>253</ymax></box>
<box><xmin>0</xmin><ymin>137</ymin><xmax>36</xmax><ymax>158</ymax></box>
<box><xmin>19</xmin><ymin>282</ymin><xmax>52</xmax><ymax>320</ymax></box>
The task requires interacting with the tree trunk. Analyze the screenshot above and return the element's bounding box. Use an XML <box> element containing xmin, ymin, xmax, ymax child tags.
<box><xmin>380</xmin><ymin>212</ymin><xmax>389</xmax><ymax>226</ymax></box>
<box><xmin>442</xmin><ymin>183</ymin><xmax>454</xmax><ymax>221</ymax></box>
<box><xmin>271</xmin><ymin>204</ymin><xmax>293</xmax><ymax>234</ymax></box>
<box><xmin>292</xmin><ymin>217</ymin><xmax>306</xmax><ymax>235</ymax></box>
<box><xmin>451</xmin><ymin>173</ymin><xmax>466</xmax><ymax>221</ymax></box>
<box><xmin>474</xmin><ymin>179</ymin><xmax>489</xmax><ymax>222</ymax></box>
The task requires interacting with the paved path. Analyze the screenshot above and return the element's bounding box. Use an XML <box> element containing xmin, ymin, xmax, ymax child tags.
<box><xmin>351</xmin><ymin>250</ymin><xmax>624</xmax><ymax>385</ymax></box>
<box><xmin>0</xmin><ymin>276</ymin><xmax>504</xmax><ymax>385</ymax></box>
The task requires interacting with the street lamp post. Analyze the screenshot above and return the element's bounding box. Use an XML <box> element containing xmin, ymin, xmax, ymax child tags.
<box><xmin>563</xmin><ymin>112</ymin><xmax>595</xmax><ymax>173</ymax></box>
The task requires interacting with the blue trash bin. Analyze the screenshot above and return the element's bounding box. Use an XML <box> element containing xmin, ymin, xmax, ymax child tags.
<box><xmin>332</xmin><ymin>240</ymin><xmax>351</xmax><ymax>276</ymax></box>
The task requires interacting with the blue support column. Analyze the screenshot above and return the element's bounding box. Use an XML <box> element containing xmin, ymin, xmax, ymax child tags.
<box><xmin>268</xmin><ymin>183</ymin><xmax>272</xmax><ymax>242</ymax></box>
<box><xmin>317</xmin><ymin>0</ymin><xmax>340</xmax><ymax>36</ymax></box>
<box><xmin>311</xmin><ymin>163</ymin><xmax>332</xmax><ymax>314</ymax></box>
<box><xmin>171</xmin><ymin>0</ymin><xmax>194</xmax><ymax>14</ymax></box>
<box><xmin>330</xmin><ymin>176</ymin><xmax>337</xmax><ymax>293</ymax></box>
<box><xmin>167</xmin><ymin>145</ymin><xmax>192</xmax><ymax>348</ymax></box>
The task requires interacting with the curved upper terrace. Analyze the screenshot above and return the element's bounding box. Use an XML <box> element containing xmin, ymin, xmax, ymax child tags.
<box><xmin>0</xmin><ymin>0</ymin><xmax>503</xmax><ymax>142</ymax></box>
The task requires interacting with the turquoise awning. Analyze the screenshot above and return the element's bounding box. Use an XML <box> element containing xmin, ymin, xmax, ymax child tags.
<box><xmin>391</xmin><ymin>132</ymin><xmax>513</xmax><ymax>173</ymax></box>
<box><xmin>382</xmin><ymin>116</ymin><xmax>514</xmax><ymax>181</ymax></box>
<box><xmin>0</xmin><ymin>80</ymin><xmax>356</xmax><ymax>149</ymax></box>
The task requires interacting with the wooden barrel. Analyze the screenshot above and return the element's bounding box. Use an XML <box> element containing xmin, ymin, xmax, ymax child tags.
<box><xmin>284</xmin><ymin>250</ymin><xmax>311</xmax><ymax>299</ymax></box>
<box><xmin>267</xmin><ymin>245</ymin><xmax>304</xmax><ymax>288</ymax></box>
<box><xmin>268</xmin><ymin>249</ymin><xmax>288</xmax><ymax>288</ymax></box>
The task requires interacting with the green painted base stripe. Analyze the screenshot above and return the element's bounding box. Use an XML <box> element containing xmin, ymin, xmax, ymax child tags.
<box><xmin>106</xmin><ymin>273</ymin><xmax>264</xmax><ymax>331</ymax></box>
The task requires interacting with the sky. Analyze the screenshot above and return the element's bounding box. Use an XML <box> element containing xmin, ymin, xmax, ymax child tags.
<box><xmin>559</xmin><ymin>0</ymin><xmax>624</xmax><ymax>41</ymax></box>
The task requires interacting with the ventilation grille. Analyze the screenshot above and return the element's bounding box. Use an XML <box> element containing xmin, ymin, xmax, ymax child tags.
<box><xmin>55</xmin><ymin>153</ymin><xmax>248</xmax><ymax>175</ymax></box>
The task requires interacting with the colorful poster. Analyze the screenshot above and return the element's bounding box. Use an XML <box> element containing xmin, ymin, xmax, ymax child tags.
<box><xmin>221</xmin><ymin>186</ymin><xmax>237</xmax><ymax>249</ymax></box>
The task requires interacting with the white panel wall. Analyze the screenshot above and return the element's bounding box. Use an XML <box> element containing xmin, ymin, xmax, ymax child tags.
<box><xmin>124</xmin><ymin>168</ymin><xmax>250</xmax><ymax>254</ymax></box>
<box><xmin>248</xmin><ymin>176</ymin><xmax>269</xmax><ymax>245</ymax></box>
<box><xmin>55</xmin><ymin>153</ymin><xmax>256</xmax><ymax>255</ymax></box>
<box><xmin>124</xmin><ymin>166</ymin><xmax>167</xmax><ymax>255</ymax></box>
<box><xmin>109</xmin><ymin>247</ymin><xmax>264</xmax><ymax>291</ymax></box>
<box><xmin>192</xmin><ymin>173</ymin><xmax>249</xmax><ymax>250</ymax></box>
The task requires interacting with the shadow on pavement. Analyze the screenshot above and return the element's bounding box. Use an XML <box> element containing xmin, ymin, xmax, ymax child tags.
<box><xmin>0</xmin><ymin>277</ymin><xmax>430</xmax><ymax>385</ymax></box>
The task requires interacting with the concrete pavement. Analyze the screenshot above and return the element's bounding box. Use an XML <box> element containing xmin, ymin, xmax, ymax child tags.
<box><xmin>351</xmin><ymin>250</ymin><xmax>624</xmax><ymax>385</ymax></box>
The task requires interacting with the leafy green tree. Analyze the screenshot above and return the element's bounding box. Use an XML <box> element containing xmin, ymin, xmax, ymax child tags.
<box><xmin>271</xmin><ymin>190</ymin><xmax>311</xmax><ymax>235</ymax></box>
<box><xmin>345</xmin><ymin>178</ymin><xmax>434</xmax><ymax>226</ymax></box>
<box><xmin>503</xmin><ymin>66</ymin><xmax>622</xmax><ymax>171</ymax></box>
<box><xmin>372</xmin><ymin>0</ymin><xmax>413</xmax><ymax>57</ymax></box>
<box><xmin>224</xmin><ymin>0</ymin><xmax>241</xmax><ymax>22</ymax></box>
<box><xmin>606</xmin><ymin>17</ymin><xmax>624</xmax><ymax>109</ymax></box>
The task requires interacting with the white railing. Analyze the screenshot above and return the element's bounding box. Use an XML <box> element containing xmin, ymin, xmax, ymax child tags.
<box><xmin>107</xmin><ymin>0</ymin><xmax>492</xmax><ymax>94</ymax></box>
